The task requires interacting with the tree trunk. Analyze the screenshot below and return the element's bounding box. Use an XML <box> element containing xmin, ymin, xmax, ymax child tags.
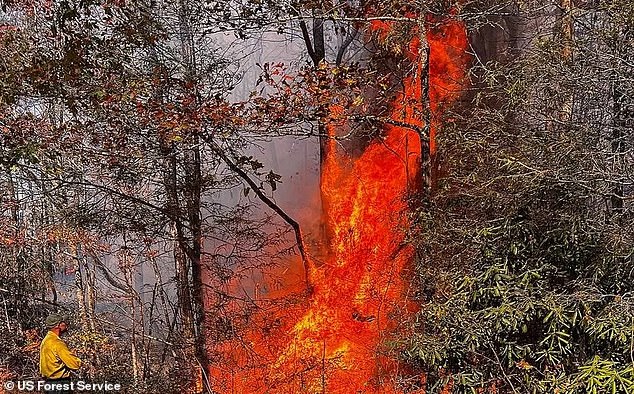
<box><xmin>559</xmin><ymin>0</ymin><xmax>574</xmax><ymax>123</ymax></box>
<box><xmin>176</xmin><ymin>0</ymin><xmax>209</xmax><ymax>384</ymax></box>
<box><xmin>183</xmin><ymin>139</ymin><xmax>209</xmax><ymax>383</ymax></box>
<box><xmin>610</xmin><ymin>28</ymin><xmax>631</xmax><ymax>213</ymax></box>
<box><xmin>418</xmin><ymin>21</ymin><xmax>432</xmax><ymax>198</ymax></box>
<box><xmin>611</xmin><ymin>83</ymin><xmax>629</xmax><ymax>212</ymax></box>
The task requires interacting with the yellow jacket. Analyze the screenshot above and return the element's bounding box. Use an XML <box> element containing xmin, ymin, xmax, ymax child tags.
<box><xmin>39</xmin><ymin>331</ymin><xmax>82</xmax><ymax>379</ymax></box>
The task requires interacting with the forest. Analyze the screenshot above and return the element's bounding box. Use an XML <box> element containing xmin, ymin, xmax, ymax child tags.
<box><xmin>0</xmin><ymin>0</ymin><xmax>633</xmax><ymax>393</ymax></box>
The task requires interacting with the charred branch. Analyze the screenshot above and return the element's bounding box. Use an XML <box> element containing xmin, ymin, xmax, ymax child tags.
<box><xmin>204</xmin><ymin>137</ymin><xmax>311</xmax><ymax>291</ymax></box>
<box><xmin>336</xmin><ymin>27</ymin><xmax>358</xmax><ymax>67</ymax></box>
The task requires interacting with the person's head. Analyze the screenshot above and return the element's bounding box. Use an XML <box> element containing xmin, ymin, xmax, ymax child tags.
<box><xmin>45</xmin><ymin>313</ymin><xmax>69</xmax><ymax>335</ymax></box>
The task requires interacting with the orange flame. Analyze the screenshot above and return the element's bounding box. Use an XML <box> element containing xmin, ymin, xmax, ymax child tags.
<box><xmin>211</xmin><ymin>13</ymin><xmax>469</xmax><ymax>394</ymax></box>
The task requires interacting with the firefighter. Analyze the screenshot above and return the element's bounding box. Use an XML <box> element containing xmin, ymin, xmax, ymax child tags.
<box><xmin>39</xmin><ymin>313</ymin><xmax>82</xmax><ymax>394</ymax></box>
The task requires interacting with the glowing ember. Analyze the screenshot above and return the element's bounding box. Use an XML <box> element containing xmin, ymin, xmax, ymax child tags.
<box><xmin>211</xmin><ymin>13</ymin><xmax>469</xmax><ymax>394</ymax></box>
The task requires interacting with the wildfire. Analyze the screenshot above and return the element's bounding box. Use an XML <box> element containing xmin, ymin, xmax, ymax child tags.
<box><xmin>211</xmin><ymin>12</ymin><xmax>469</xmax><ymax>394</ymax></box>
